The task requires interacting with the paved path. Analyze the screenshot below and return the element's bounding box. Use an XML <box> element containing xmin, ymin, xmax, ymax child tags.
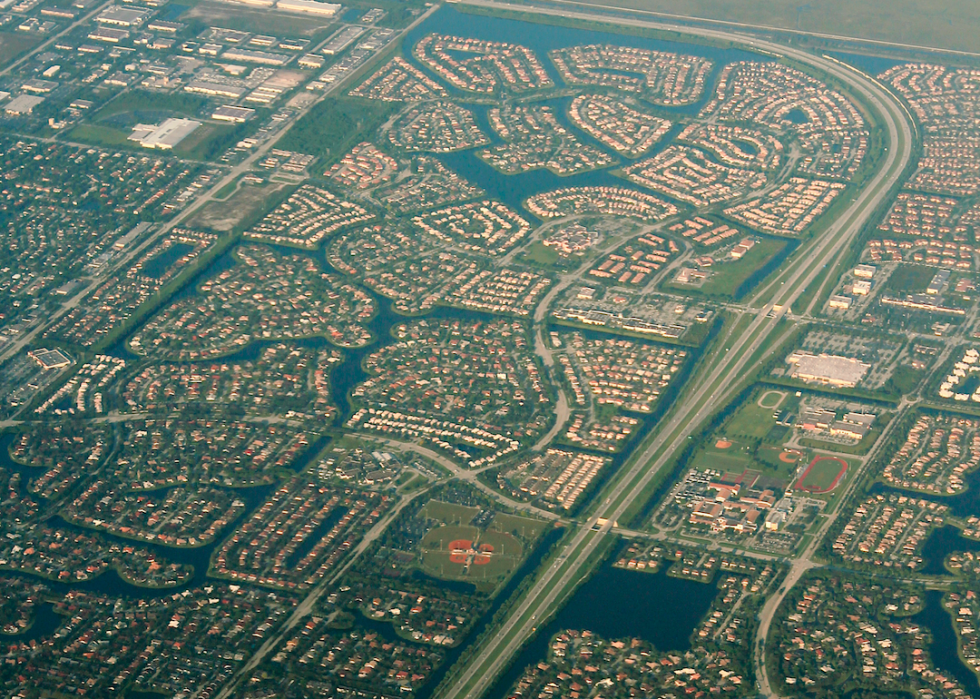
<box><xmin>752</xmin><ymin>402</ymin><xmax>912</xmax><ymax>697</ymax></box>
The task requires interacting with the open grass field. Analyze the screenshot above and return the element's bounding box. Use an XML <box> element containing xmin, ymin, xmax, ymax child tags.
<box><xmin>490</xmin><ymin>513</ymin><xmax>549</xmax><ymax>540</ymax></box>
<box><xmin>182</xmin><ymin>0</ymin><xmax>340</xmax><ymax>38</ymax></box>
<box><xmin>689</xmin><ymin>238</ymin><xmax>787</xmax><ymax>300</ymax></box>
<box><xmin>691</xmin><ymin>442</ymin><xmax>753</xmax><ymax>473</ymax></box>
<box><xmin>187</xmin><ymin>181</ymin><xmax>294</xmax><ymax>232</ymax></box>
<box><xmin>93</xmin><ymin>90</ymin><xmax>208</xmax><ymax>122</ymax></box>
<box><xmin>757</xmin><ymin>389</ymin><xmax>788</xmax><ymax>410</ymax></box>
<box><xmin>725</xmin><ymin>400</ymin><xmax>778</xmax><ymax>440</ymax></box>
<box><xmin>420</xmin><ymin>500</ymin><xmax>480</xmax><ymax>526</ymax></box>
<box><xmin>277</xmin><ymin>96</ymin><xmax>398</xmax><ymax>164</ymax></box>
<box><xmin>520</xmin><ymin>242</ymin><xmax>561</xmax><ymax>267</ymax></box>
<box><xmin>67</xmin><ymin>124</ymin><xmax>133</xmax><ymax>149</ymax></box>
<box><xmin>795</xmin><ymin>455</ymin><xmax>848</xmax><ymax>493</ymax></box>
<box><xmin>692</xmin><ymin>434</ymin><xmax>802</xmax><ymax>489</ymax></box>
<box><xmin>756</xmin><ymin>445</ymin><xmax>805</xmax><ymax>484</ymax></box>
<box><xmin>564</xmin><ymin>0</ymin><xmax>980</xmax><ymax>55</ymax></box>
<box><xmin>0</xmin><ymin>32</ymin><xmax>41</xmax><ymax>70</ymax></box>
<box><xmin>884</xmin><ymin>263</ymin><xmax>936</xmax><ymax>294</ymax></box>
<box><xmin>420</xmin><ymin>524</ymin><xmax>524</xmax><ymax>581</ymax></box>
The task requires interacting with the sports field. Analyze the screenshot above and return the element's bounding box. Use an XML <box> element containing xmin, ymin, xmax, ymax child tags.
<box><xmin>795</xmin><ymin>456</ymin><xmax>848</xmax><ymax>493</ymax></box>
<box><xmin>421</xmin><ymin>525</ymin><xmax>524</xmax><ymax>581</ymax></box>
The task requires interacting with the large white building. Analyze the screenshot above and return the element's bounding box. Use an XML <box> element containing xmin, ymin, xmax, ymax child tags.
<box><xmin>786</xmin><ymin>352</ymin><xmax>870</xmax><ymax>388</ymax></box>
<box><xmin>129</xmin><ymin>118</ymin><xmax>201</xmax><ymax>149</ymax></box>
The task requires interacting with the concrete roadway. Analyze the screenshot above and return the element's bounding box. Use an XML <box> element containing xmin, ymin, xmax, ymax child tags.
<box><xmin>213</xmin><ymin>485</ymin><xmax>430</xmax><ymax>699</ymax></box>
<box><xmin>433</xmin><ymin>3</ymin><xmax>914</xmax><ymax>699</ymax></box>
<box><xmin>751</xmin><ymin>400</ymin><xmax>912</xmax><ymax>697</ymax></box>
<box><xmin>0</xmin><ymin>0</ymin><xmax>116</xmax><ymax>79</ymax></box>
<box><xmin>359</xmin><ymin>434</ymin><xmax>561</xmax><ymax>521</ymax></box>
<box><xmin>0</xmin><ymin>4</ymin><xmax>440</xmax><ymax>368</ymax></box>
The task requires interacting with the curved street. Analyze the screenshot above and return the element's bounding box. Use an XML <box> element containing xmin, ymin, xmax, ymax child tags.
<box><xmin>432</xmin><ymin>3</ymin><xmax>915</xmax><ymax>699</ymax></box>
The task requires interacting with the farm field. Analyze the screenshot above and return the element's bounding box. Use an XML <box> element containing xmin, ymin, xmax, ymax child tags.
<box><xmin>566</xmin><ymin>0</ymin><xmax>980</xmax><ymax>53</ymax></box>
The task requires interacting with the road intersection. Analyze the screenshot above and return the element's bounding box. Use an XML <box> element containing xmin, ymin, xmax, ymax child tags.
<box><xmin>433</xmin><ymin>3</ymin><xmax>915</xmax><ymax>698</ymax></box>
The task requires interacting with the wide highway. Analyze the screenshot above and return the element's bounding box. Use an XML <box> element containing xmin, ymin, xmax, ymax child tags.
<box><xmin>434</xmin><ymin>3</ymin><xmax>915</xmax><ymax>698</ymax></box>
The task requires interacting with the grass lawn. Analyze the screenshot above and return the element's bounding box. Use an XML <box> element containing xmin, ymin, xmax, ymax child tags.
<box><xmin>691</xmin><ymin>444</ymin><xmax>753</xmax><ymax>473</ymax></box>
<box><xmin>695</xmin><ymin>238</ymin><xmax>787</xmax><ymax>299</ymax></box>
<box><xmin>213</xmin><ymin>178</ymin><xmax>240</xmax><ymax>201</ymax></box>
<box><xmin>491</xmin><ymin>513</ymin><xmax>548</xmax><ymax>540</ymax></box>
<box><xmin>277</xmin><ymin>96</ymin><xmax>398</xmax><ymax>164</ymax></box>
<box><xmin>885</xmin><ymin>364</ymin><xmax>926</xmax><ymax>394</ymax></box>
<box><xmin>520</xmin><ymin>241</ymin><xmax>561</xmax><ymax>267</ymax></box>
<box><xmin>884</xmin><ymin>263</ymin><xmax>936</xmax><ymax>294</ymax></box>
<box><xmin>420</xmin><ymin>500</ymin><xmax>480</xmax><ymax>526</ymax></box>
<box><xmin>796</xmin><ymin>456</ymin><xmax>847</xmax><ymax>492</ymax></box>
<box><xmin>756</xmin><ymin>445</ymin><xmax>805</xmax><ymax>483</ymax></box>
<box><xmin>68</xmin><ymin>123</ymin><xmax>134</xmax><ymax>149</ymax></box>
<box><xmin>794</xmin><ymin>455</ymin><xmax>858</xmax><ymax>512</ymax></box>
<box><xmin>725</xmin><ymin>400</ymin><xmax>778</xmax><ymax>440</ymax></box>
<box><xmin>94</xmin><ymin>90</ymin><xmax>208</xmax><ymax>122</ymax></box>
<box><xmin>183</xmin><ymin>1</ymin><xmax>340</xmax><ymax>37</ymax></box>
<box><xmin>173</xmin><ymin>122</ymin><xmax>237</xmax><ymax>160</ymax></box>
<box><xmin>692</xmin><ymin>433</ymin><xmax>803</xmax><ymax>489</ymax></box>
<box><xmin>0</xmin><ymin>32</ymin><xmax>41</xmax><ymax>69</ymax></box>
<box><xmin>420</xmin><ymin>525</ymin><xmax>523</xmax><ymax>582</ymax></box>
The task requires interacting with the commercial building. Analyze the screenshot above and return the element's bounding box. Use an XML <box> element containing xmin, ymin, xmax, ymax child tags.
<box><xmin>129</xmin><ymin>118</ymin><xmax>201</xmax><ymax>149</ymax></box>
<box><xmin>786</xmin><ymin>352</ymin><xmax>870</xmax><ymax>388</ymax></box>
<box><xmin>4</xmin><ymin>94</ymin><xmax>44</xmax><ymax>114</ymax></box>
<box><xmin>213</xmin><ymin>105</ymin><xmax>255</xmax><ymax>123</ymax></box>
<box><xmin>29</xmin><ymin>348</ymin><xmax>72</xmax><ymax>370</ymax></box>
<box><xmin>95</xmin><ymin>5</ymin><xmax>150</xmax><ymax>26</ymax></box>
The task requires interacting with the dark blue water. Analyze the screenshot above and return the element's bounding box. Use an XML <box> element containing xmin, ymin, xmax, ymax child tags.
<box><xmin>437</xmin><ymin>96</ymin><xmax>689</xmax><ymax>217</ymax></box>
<box><xmin>785</xmin><ymin>108</ymin><xmax>808</xmax><ymax>124</ymax></box>
<box><xmin>0</xmin><ymin>433</ymin><xmax>40</xmax><ymax>494</ymax></box>
<box><xmin>483</xmin><ymin>556</ymin><xmax>720</xmax><ymax>699</ymax></box>
<box><xmin>920</xmin><ymin>525</ymin><xmax>980</xmax><ymax>576</ymax></box>
<box><xmin>435</xmin><ymin>149</ymin><xmax>633</xmax><ymax>219</ymax></box>
<box><xmin>914</xmin><ymin>589</ymin><xmax>980</xmax><ymax>698</ymax></box>
<box><xmin>826</xmin><ymin>51</ymin><xmax>903</xmax><ymax>77</ymax></box>
<box><xmin>101</xmin><ymin>250</ymin><xmax>238</xmax><ymax>361</ymax></box>
<box><xmin>3</xmin><ymin>601</ymin><xmax>61</xmax><ymax>642</ymax></box>
<box><xmin>140</xmin><ymin>242</ymin><xmax>195</xmax><ymax>280</ymax></box>
<box><xmin>873</xmin><ymin>462</ymin><xmax>980</xmax><ymax>521</ymax></box>
<box><xmin>735</xmin><ymin>139</ymin><xmax>758</xmax><ymax>156</ymax></box>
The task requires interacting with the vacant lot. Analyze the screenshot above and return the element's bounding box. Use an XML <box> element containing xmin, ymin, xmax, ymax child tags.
<box><xmin>187</xmin><ymin>181</ymin><xmax>293</xmax><ymax>232</ymax></box>
<box><xmin>0</xmin><ymin>32</ymin><xmax>40</xmax><ymax>69</ymax></box>
<box><xmin>183</xmin><ymin>1</ymin><xmax>339</xmax><ymax>37</ymax></box>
